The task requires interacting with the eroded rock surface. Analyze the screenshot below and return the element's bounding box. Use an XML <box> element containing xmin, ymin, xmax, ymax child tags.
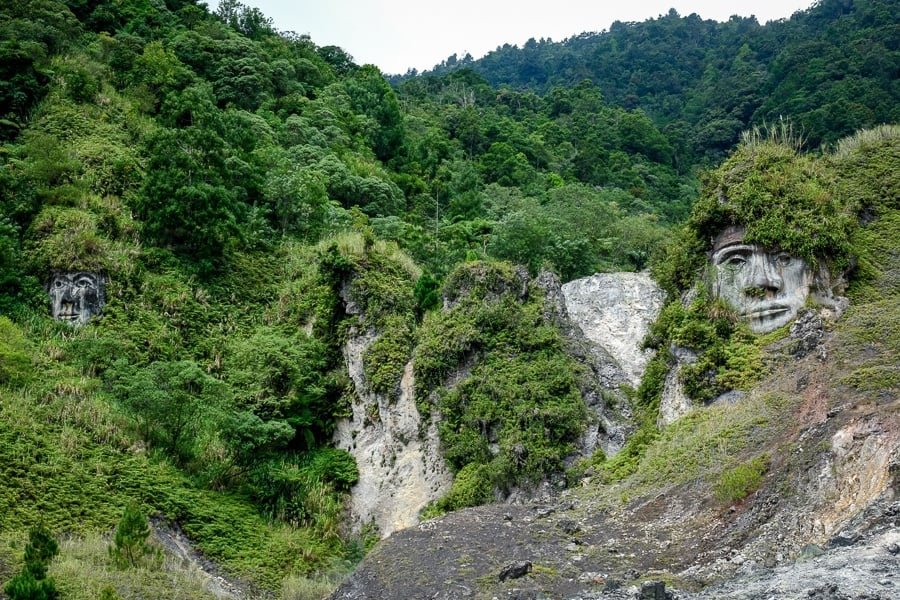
<box><xmin>658</xmin><ymin>346</ymin><xmax>697</xmax><ymax>427</ymax></box>
<box><xmin>333</xmin><ymin>328</ymin><xmax>451</xmax><ymax>538</ymax></box>
<box><xmin>562</xmin><ymin>272</ymin><xmax>666</xmax><ymax>388</ymax></box>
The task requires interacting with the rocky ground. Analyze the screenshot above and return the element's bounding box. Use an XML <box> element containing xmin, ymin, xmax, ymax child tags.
<box><xmin>150</xmin><ymin>518</ymin><xmax>253</xmax><ymax>600</ymax></box>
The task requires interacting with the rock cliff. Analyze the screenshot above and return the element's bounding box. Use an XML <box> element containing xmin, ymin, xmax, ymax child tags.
<box><xmin>332</xmin><ymin>327</ymin><xmax>452</xmax><ymax>538</ymax></box>
<box><xmin>331</xmin><ymin>303</ymin><xmax>900</xmax><ymax>598</ymax></box>
<box><xmin>561</xmin><ymin>272</ymin><xmax>666</xmax><ymax>388</ymax></box>
<box><xmin>331</xmin><ymin>208</ymin><xmax>900</xmax><ymax>597</ymax></box>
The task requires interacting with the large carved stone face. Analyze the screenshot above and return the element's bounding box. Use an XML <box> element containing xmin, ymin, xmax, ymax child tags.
<box><xmin>711</xmin><ymin>228</ymin><xmax>811</xmax><ymax>333</ymax></box>
<box><xmin>48</xmin><ymin>272</ymin><xmax>105</xmax><ymax>325</ymax></box>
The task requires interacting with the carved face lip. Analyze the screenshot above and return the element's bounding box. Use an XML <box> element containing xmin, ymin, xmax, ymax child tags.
<box><xmin>741</xmin><ymin>304</ymin><xmax>792</xmax><ymax>319</ymax></box>
<box><xmin>743</xmin><ymin>304</ymin><xmax>796</xmax><ymax>331</ymax></box>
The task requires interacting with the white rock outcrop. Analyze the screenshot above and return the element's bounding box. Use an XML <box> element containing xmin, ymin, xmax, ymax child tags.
<box><xmin>658</xmin><ymin>346</ymin><xmax>697</xmax><ymax>426</ymax></box>
<box><xmin>332</xmin><ymin>329</ymin><xmax>451</xmax><ymax>538</ymax></box>
<box><xmin>561</xmin><ymin>272</ymin><xmax>666</xmax><ymax>388</ymax></box>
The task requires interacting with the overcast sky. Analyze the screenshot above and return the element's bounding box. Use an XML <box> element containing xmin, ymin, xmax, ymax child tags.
<box><xmin>205</xmin><ymin>1</ymin><xmax>816</xmax><ymax>75</ymax></box>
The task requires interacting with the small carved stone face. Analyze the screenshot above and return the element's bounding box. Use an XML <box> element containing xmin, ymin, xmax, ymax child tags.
<box><xmin>48</xmin><ymin>272</ymin><xmax>104</xmax><ymax>325</ymax></box>
<box><xmin>711</xmin><ymin>229</ymin><xmax>811</xmax><ymax>333</ymax></box>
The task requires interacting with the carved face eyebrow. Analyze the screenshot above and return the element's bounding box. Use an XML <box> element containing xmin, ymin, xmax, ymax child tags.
<box><xmin>712</xmin><ymin>244</ymin><xmax>754</xmax><ymax>266</ymax></box>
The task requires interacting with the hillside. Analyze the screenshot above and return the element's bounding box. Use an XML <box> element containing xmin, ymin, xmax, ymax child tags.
<box><xmin>0</xmin><ymin>1</ymin><xmax>898</xmax><ymax>599</ymax></box>
<box><xmin>413</xmin><ymin>0</ymin><xmax>900</xmax><ymax>161</ymax></box>
<box><xmin>332</xmin><ymin>127</ymin><xmax>900</xmax><ymax>600</ymax></box>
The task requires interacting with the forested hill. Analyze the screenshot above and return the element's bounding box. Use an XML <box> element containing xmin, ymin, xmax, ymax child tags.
<box><xmin>409</xmin><ymin>0</ymin><xmax>900</xmax><ymax>160</ymax></box>
<box><xmin>0</xmin><ymin>0</ymin><xmax>897</xmax><ymax>597</ymax></box>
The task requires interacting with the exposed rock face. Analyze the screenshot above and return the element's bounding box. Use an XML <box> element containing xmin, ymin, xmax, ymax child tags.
<box><xmin>789</xmin><ymin>309</ymin><xmax>826</xmax><ymax>358</ymax></box>
<box><xmin>658</xmin><ymin>345</ymin><xmax>697</xmax><ymax>427</ymax></box>
<box><xmin>561</xmin><ymin>272</ymin><xmax>666</xmax><ymax>388</ymax></box>
<box><xmin>536</xmin><ymin>271</ymin><xmax>636</xmax><ymax>458</ymax></box>
<box><xmin>332</xmin><ymin>327</ymin><xmax>452</xmax><ymax>538</ymax></box>
<box><xmin>330</xmin><ymin>254</ymin><xmax>900</xmax><ymax>599</ymax></box>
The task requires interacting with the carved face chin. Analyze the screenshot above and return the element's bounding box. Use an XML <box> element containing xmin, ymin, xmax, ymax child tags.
<box><xmin>48</xmin><ymin>272</ymin><xmax>104</xmax><ymax>325</ymax></box>
<box><xmin>711</xmin><ymin>241</ymin><xmax>811</xmax><ymax>334</ymax></box>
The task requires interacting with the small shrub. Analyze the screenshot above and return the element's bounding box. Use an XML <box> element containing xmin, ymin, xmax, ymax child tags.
<box><xmin>713</xmin><ymin>455</ymin><xmax>770</xmax><ymax>503</ymax></box>
<box><xmin>3</xmin><ymin>571</ymin><xmax>59</xmax><ymax>600</ymax></box>
<box><xmin>432</xmin><ymin>463</ymin><xmax>494</xmax><ymax>513</ymax></box>
<box><xmin>98</xmin><ymin>586</ymin><xmax>121</xmax><ymax>600</ymax></box>
<box><xmin>281</xmin><ymin>573</ymin><xmax>338</xmax><ymax>600</ymax></box>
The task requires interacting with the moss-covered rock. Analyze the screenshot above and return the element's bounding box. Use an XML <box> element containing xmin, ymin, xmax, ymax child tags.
<box><xmin>415</xmin><ymin>261</ymin><xmax>588</xmax><ymax>501</ymax></box>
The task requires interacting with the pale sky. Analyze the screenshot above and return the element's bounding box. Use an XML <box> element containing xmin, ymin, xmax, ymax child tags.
<box><xmin>205</xmin><ymin>1</ymin><xmax>816</xmax><ymax>75</ymax></box>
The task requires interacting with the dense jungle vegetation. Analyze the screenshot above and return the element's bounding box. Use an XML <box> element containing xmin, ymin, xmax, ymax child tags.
<box><xmin>0</xmin><ymin>0</ymin><xmax>897</xmax><ymax>597</ymax></box>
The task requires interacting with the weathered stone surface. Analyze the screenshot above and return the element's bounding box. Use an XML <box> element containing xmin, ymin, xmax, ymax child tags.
<box><xmin>658</xmin><ymin>345</ymin><xmax>697</xmax><ymax>427</ymax></box>
<box><xmin>498</xmin><ymin>561</ymin><xmax>532</xmax><ymax>582</ymax></box>
<box><xmin>789</xmin><ymin>309</ymin><xmax>826</xmax><ymax>358</ymax></box>
<box><xmin>561</xmin><ymin>272</ymin><xmax>666</xmax><ymax>388</ymax></box>
<box><xmin>557</xmin><ymin>518</ymin><xmax>580</xmax><ymax>535</ymax></box>
<box><xmin>332</xmin><ymin>329</ymin><xmax>452</xmax><ymax>538</ymax></box>
<box><xmin>639</xmin><ymin>580</ymin><xmax>673</xmax><ymax>600</ymax></box>
<box><xmin>538</xmin><ymin>271</ymin><xmax>628</xmax><ymax>454</ymax></box>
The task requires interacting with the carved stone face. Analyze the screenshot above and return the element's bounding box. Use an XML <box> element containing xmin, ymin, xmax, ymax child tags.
<box><xmin>48</xmin><ymin>272</ymin><xmax>105</xmax><ymax>325</ymax></box>
<box><xmin>711</xmin><ymin>228</ymin><xmax>811</xmax><ymax>333</ymax></box>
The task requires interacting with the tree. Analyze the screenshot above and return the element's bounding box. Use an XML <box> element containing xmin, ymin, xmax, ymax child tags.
<box><xmin>343</xmin><ymin>65</ymin><xmax>404</xmax><ymax>161</ymax></box>
<box><xmin>109</xmin><ymin>502</ymin><xmax>152</xmax><ymax>568</ymax></box>
<box><xmin>225</xmin><ymin>327</ymin><xmax>329</xmax><ymax>448</ymax></box>
<box><xmin>138</xmin><ymin>125</ymin><xmax>246</xmax><ymax>263</ymax></box>
<box><xmin>4</xmin><ymin>524</ymin><xmax>59</xmax><ymax>600</ymax></box>
<box><xmin>108</xmin><ymin>360</ymin><xmax>228</xmax><ymax>463</ymax></box>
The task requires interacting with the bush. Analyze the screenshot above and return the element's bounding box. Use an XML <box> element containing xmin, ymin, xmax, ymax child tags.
<box><xmin>432</xmin><ymin>463</ymin><xmax>494</xmax><ymax>512</ymax></box>
<box><xmin>362</xmin><ymin>316</ymin><xmax>414</xmax><ymax>395</ymax></box>
<box><xmin>107</xmin><ymin>360</ymin><xmax>228</xmax><ymax>463</ymax></box>
<box><xmin>713</xmin><ymin>455</ymin><xmax>770</xmax><ymax>503</ymax></box>
<box><xmin>416</xmin><ymin>261</ymin><xmax>588</xmax><ymax>498</ymax></box>
<box><xmin>4</xmin><ymin>571</ymin><xmax>58</xmax><ymax>600</ymax></box>
<box><xmin>225</xmin><ymin>327</ymin><xmax>329</xmax><ymax>447</ymax></box>
<box><xmin>0</xmin><ymin>317</ymin><xmax>33</xmax><ymax>386</ymax></box>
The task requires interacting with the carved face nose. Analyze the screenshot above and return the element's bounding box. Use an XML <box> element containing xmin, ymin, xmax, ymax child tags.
<box><xmin>746</xmin><ymin>254</ymin><xmax>782</xmax><ymax>293</ymax></box>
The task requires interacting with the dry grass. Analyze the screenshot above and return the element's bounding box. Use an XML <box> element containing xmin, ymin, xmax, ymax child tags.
<box><xmin>316</xmin><ymin>231</ymin><xmax>421</xmax><ymax>280</ymax></box>
<box><xmin>281</xmin><ymin>573</ymin><xmax>338</xmax><ymax>600</ymax></box>
<box><xmin>740</xmin><ymin>117</ymin><xmax>807</xmax><ymax>152</ymax></box>
<box><xmin>832</xmin><ymin>124</ymin><xmax>900</xmax><ymax>159</ymax></box>
<box><xmin>3</xmin><ymin>533</ymin><xmax>215</xmax><ymax>600</ymax></box>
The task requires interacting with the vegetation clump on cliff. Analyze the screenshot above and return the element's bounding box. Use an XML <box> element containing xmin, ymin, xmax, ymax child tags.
<box><xmin>416</xmin><ymin>262</ymin><xmax>587</xmax><ymax>513</ymax></box>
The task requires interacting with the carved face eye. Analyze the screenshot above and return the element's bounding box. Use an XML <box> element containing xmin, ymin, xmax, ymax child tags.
<box><xmin>54</xmin><ymin>279</ymin><xmax>65</xmax><ymax>288</ymax></box>
<box><xmin>723</xmin><ymin>255</ymin><xmax>746</xmax><ymax>268</ymax></box>
<box><xmin>717</xmin><ymin>251</ymin><xmax>748</xmax><ymax>271</ymax></box>
<box><xmin>75</xmin><ymin>277</ymin><xmax>94</xmax><ymax>289</ymax></box>
<box><xmin>773</xmin><ymin>252</ymin><xmax>793</xmax><ymax>268</ymax></box>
